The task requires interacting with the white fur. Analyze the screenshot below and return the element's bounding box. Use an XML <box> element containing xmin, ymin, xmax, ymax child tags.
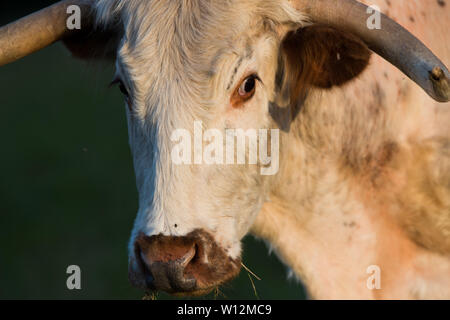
<box><xmin>95</xmin><ymin>0</ymin><xmax>305</xmax><ymax>261</ymax></box>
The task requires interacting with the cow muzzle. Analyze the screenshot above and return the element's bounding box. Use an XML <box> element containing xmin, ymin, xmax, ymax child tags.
<box><xmin>131</xmin><ymin>229</ymin><xmax>241</xmax><ymax>296</ymax></box>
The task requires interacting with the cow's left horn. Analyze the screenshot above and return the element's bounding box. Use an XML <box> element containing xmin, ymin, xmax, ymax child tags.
<box><xmin>290</xmin><ymin>0</ymin><xmax>450</xmax><ymax>102</ymax></box>
<box><xmin>0</xmin><ymin>0</ymin><xmax>94</xmax><ymax>67</ymax></box>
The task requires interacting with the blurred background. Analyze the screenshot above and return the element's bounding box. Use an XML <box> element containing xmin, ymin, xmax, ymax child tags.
<box><xmin>0</xmin><ymin>1</ymin><xmax>306</xmax><ymax>299</ymax></box>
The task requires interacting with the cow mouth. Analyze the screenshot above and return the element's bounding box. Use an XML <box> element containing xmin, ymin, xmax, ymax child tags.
<box><xmin>130</xmin><ymin>229</ymin><xmax>242</xmax><ymax>296</ymax></box>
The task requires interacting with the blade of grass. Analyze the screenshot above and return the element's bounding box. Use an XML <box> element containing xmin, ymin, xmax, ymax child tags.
<box><xmin>142</xmin><ymin>291</ymin><xmax>159</xmax><ymax>300</ymax></box>
<box><xmin>247</xmin><ymin>273</ymin><xmax>260</xmax><ymax>300</ymax></box>
<box><xmin>214</xmin><ymin>287</ymin><xmax>227</xmax><ymax>300</ymax></box>
<box><xmin>241</xmin><ymin>262</ymin><xmax>261</xmax><ymax>281</ymax></box>
<box><xmin>241</xmin><ymin>262</ymin><xmax>261</xmax><ymax>299</ymax></box>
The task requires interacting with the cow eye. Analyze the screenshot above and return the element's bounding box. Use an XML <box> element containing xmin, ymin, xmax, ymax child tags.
<box><xmin>110</xmin><ymin>78</ymin><xmax>129</xmax><ymax>97</ymax></box>
<box><xmin>231</xmin><ymin>74</ymin><xmax>259</xmax><ymax>108</ymax></box>
<box><xmin>118</xmin><ymin>81</ymin><xmax>129</xmax><ymax>97</ymax></box>
<box><xmin>110</xmin><ymin>78</ymin><xmax>131</xmax><ymax>110</ymax></box>
<box><xmin>238</xmin><ymin>75</ymin><xmax>257</xmax><ymax>98</ymax></box>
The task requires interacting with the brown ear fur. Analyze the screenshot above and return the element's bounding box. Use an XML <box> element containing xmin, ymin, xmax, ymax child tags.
<box><xmin>281</xmin><ymin>25</ymin><xmax>371</xmax><ymax>103</ymax></box>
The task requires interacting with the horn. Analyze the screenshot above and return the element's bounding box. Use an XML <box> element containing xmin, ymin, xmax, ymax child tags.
<box><xmin>0</xmin><ymin>0</ymin><xmax>94</xmax><ymax>67</ymax></box>
<box><xmin>290</xmin><ymin>0</ymin><xmax>450</xmax><ymax>102</ymax></box>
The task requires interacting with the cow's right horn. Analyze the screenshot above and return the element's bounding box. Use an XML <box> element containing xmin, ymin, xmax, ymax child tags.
<box><xmin>0</xmin><ymin>0</ymin><xmax>94</xmax><ymax>67</ymax></box>
<box><xmin>290</xmin><ymin>0</ymin><xmax>450</xmax><ymax>102</ymax></box>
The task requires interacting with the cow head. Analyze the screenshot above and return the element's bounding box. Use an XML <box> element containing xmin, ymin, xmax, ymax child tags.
<box><xmin>98</xmin><ymin>0</ymin><xmax>376</xmax><ymax>295</ymax></box>
<box><xmin>1</xmin><ymin>0</ymin><xmax>448</xmax><ymax>296</ymax></box>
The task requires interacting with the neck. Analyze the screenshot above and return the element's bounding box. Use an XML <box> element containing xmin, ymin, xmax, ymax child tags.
<box><xmin>251</xmin><ymin>183</ymin><xmax>450</xmax><ymax>299</ymax></box>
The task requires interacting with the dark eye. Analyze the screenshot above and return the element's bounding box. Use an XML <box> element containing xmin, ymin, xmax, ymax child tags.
<box><xmin>110</xmin><ymin>77</ymin><xmax>131</xmax><ymax>110</ymax></box>
<box><xmin>110</xmin><ymin>78</ymin><xmax>129</xmax><ymax>97</ymax></box>
<box><xmin>118</xmin><ymin>81</ymin><xmax>129</xmax><ymax>97</ymax></box>
<box><xmin>238</xmin><ymin>75</ymin><xmax>257</xmax><ymax>97</ymax></box>
<box><xmin>231</xmin><ymin>74</ymin><xmax>259</xmax><ymax>108</ymax></box>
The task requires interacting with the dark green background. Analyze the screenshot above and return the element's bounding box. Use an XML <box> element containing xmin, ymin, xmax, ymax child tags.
<box><xmin>0</xmin><ymin>2</ymin><xmax>306</xmax><ymax>299</ymax></box>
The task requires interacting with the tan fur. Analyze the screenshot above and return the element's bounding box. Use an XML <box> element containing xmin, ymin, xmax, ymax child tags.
<box><xmin>252</xmin><ymin>0</ymin><xmax>450</xmax><ymax>299</ymax></box>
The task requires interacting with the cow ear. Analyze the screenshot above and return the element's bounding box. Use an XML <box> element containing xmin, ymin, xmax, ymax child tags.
<box><xmin>62</xmin><ymin>28</ymin><xmax>120</xmax><ymax>61</ymax></box>
<box><xmin>281</xmin><ymin>25</ymin><xmax>371</xmax><ymax>102</ymax></box>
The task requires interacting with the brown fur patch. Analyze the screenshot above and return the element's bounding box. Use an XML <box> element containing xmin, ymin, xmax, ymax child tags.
<box><xmin>281</xmin><ymin>25</ymin><xmax>371</xmax><ymax>106</ymax></box>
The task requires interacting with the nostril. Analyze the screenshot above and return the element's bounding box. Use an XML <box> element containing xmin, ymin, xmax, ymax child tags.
<box><xmin>179</xmin><ymin>244</ymin><xmax>196</xmax><ymax>268</ymax></box>
<box><xmin>135</xmin><ymin>233</ymin><xmax>199</xmax><ymax>293</ymax></box>
<box><xmin>133</xmin><ymin>242</ymin><xmax>155</xmax><ymax>290</ymax></box>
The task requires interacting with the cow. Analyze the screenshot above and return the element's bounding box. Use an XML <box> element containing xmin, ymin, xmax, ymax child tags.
<box><xmin>1</xmin><ymin>0</ymin><xmax>449</xmax><ymax>299</ymax></box>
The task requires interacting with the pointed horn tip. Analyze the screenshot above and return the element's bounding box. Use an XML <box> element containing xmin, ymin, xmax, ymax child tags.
<box><xmin>429</xmin><ymin>67</ymin><xmax>450</xmax><ymax>103</ymax></box>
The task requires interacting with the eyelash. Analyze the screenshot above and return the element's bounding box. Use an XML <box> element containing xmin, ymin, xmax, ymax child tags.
<box><xmin>110</xmin><ymin>77</ymin><xmax>132</xmax><ymax>111</ymax></box>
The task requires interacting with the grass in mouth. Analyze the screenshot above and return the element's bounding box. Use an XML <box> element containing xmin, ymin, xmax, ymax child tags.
<box><xmin>141</xmin><ymin>262</ymin><xmax>262</xmax><ymax>300</ymax></box>
<box><xmin>142</xmin><ymin>291</ymin><xmax>159</xmax><ymax>300</ymax></box>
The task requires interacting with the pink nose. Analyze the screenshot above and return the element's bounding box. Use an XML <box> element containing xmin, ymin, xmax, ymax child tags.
<box><xmin>135</xmin><ymin>233</ymin><xmax>198</xmax><ymax>293</ymax></box>
<box><xmin>132</xmin><ymin>229</ymin><xmax>242</xmax><ymax>295</ymax></box>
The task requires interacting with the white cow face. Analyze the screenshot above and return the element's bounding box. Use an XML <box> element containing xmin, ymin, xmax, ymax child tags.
<box><xmin>99</xmin><ymin>0</ymin><xmax>303</xmax><ymax>294</ymax></box>
<box><xmin>98</xmin><ymin>0</ymin><xmax>369</xmax><ymax>295</ymax></box>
